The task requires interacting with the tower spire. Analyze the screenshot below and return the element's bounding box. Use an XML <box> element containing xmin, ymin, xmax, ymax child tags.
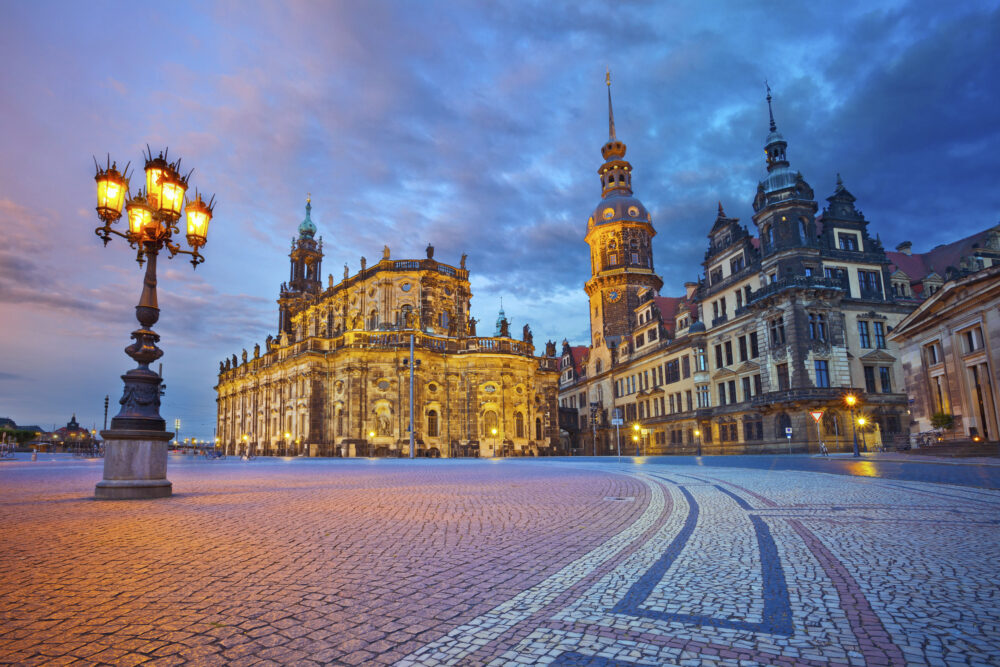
<box><xmin>606</xmin><ymin>68</ymin><xmax>616</xmax><ymax>141</ymax></box>
<box><xmin>766</xmin><ymin>81</ymin><xmax>776</xmax><ymax>132</ymax></box>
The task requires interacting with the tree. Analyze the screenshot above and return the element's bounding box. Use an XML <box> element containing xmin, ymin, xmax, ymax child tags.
<box><xmin>930</xmin><ymin>412</ymin><xmax>955</xmax><ymax>436</ymax></box>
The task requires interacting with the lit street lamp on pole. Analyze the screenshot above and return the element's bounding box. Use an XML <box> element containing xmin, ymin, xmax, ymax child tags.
<box><xmin>92</xmin><ymin>149</ymin><xmax>214</xmax><ymax>499</ymax></box>
<box><xmin>694</xmin><ymin>429</ymin><xmax>702</xmax><ymax>457</ymax></box>
<box><xmin>857</xmin><ymin>416</ymin><xmax>868</xmax><ymax>452</ymax></box>
<box><xmin>491</xmin><ymin>427</ymin><xmax>498</xmax><ymax>458</ymax></box>
<box><xmin>845</xmin><ymin>393</ymin><xmax>860</xmax><ymax>457</ymax></box>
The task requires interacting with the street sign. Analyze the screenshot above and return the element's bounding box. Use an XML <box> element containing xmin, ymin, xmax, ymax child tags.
<box><xmin>785</xmin><ymin>427</ymin><xmax>793</xmax><ymax>436</ymax></box>
<box><xmin>611</xmin><ymin>418</ymin><xmax>623</xmax><ymax>426</ymax></box>
<box><xmin>810</xmin><ymin>411</ymin><xmax>824</xmax><ymax>423</ymax></box>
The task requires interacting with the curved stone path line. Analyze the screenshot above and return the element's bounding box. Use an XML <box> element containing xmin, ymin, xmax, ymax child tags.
<box><xmin>693</xmin><ymin>472</ymin><xmax>908</xmax><ymax>666</ymax></box>
<box><xmin>398</xmin><ymin>472</ymin><xmax>671</xmax><ymax>665</ymax></box>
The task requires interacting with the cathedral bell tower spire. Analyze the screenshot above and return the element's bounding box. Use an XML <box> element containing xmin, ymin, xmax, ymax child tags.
<box><xmin>583</xmin><ymin>71</ymin><xmax>661</xmax><ymax>347</ymax></box>
<box><xmin>606</xmin><ymin>67</ymin><xmax>616</xmax><ymax>141</ymax></box>
<box><xmin>279</xmin><ymin>196</ymin><xmax>324</xmax><ymax>336</ymax></box>
<box><xmin>599</xmin><ymin>69</ymin><xmax>632</xmax><ymax>197</ymax></box>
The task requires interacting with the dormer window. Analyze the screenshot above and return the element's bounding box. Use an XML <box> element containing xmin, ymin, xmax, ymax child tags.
<box><xmin>838</xmin><ymin>233</ymin><xmax>859</xmax><ymax>251</ymax></box>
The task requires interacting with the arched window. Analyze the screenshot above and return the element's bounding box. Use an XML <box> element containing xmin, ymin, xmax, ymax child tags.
<box><xmin>535</xmin><ymin>417</ymin><xmax>542</xmax><ymax>440</ymax></box>
<box><xmin>398</xmin><ymin>305</ymin><xmax>413</xmax><ymax>328</ymax></box>
<box><xmin>515</xmin><ymin>412</ymin><xmax>525</xmax><ymax>438</ymax></box>
<box><xmin>483</xmin><ymin>410</ymin><xmax>498</xmax><ymax>436</ymax></box>
<box><xmin>427</xmin><ymin>409</ymin><xmax>438</xmax><ymax>438</ymax></box>
<box><xmin>775</xmin><ymin>412</ymin><xmax>792</xmax><ymax>439</ymax></box>
<box><xmin>368</xmin><ymin>309</ymin><xmax>379</xmax><ymax>330</ymax></box>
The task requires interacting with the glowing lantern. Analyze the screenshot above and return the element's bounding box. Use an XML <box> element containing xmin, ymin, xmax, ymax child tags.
<box><xmin>185</xmin><ymin>193</ymin><xmax>213</xmax><ymax>247</ymax></box>
<box><xmin>126</xmin><ymin>196</ymin><xmax>154</xmax><ymax>240</ymax></box>
<box><xmin>158</xmin><ymin>171</ymin><xmax>187</xmax><ymax>219</ymax></box>
<box><xmin>144</xmin><ymin>152</ymin><xmax>170</xmax><ymax>210</ymax></box>
<box><xmin>95</xmin><ymin>162</ymin><xmax>128</xmax><ymax>222</ymax></box>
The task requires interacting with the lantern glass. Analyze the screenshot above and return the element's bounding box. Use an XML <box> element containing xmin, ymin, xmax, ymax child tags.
<box><xmin>158</xmin><ymin>173</ymin><xmax>187</xmax><ymax>218</ymax></box>
<box><xmin>185</xmin><ymin>195</ymin><xmax>212</xmax><ymax>244</ymax></box>
<box><xmin>145</xmin><ymin>166</ymin><xmax>165</xmax><ymax>210</ymax></box>
<box><xmin>96</xmin><ymin>168</ymin><xmax>128</xmax><ymax>220</ymax></box>
<box><xmin>126</xmin><ymin>199</ymin><xmax>153</xmax><ymax>239</ymax></box>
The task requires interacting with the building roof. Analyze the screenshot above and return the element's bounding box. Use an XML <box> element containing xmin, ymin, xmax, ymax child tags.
<box><xmin>887</xmin><ymin>227</ymin><xmax>999</xmax><ymax>282</ymax></box>
<box><xmin>569</xmin><ymin>346</ymin><xmax>589</xmax><ymax>376</ymax></box>
<box><xmin>651</xmin><ymin>296</ymin><xmax>689</xmax><ymax>336</ymax></box>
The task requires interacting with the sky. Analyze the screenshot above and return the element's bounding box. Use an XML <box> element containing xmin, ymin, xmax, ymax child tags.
<box><xmin>1</xmin><ymin>1</ymin><xmax>998</xmax><ymax>438</ymax></box>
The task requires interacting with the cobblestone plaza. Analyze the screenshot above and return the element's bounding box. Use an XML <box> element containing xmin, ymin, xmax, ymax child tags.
<box><xmin>1</xmin><ymin>456</ymin><xmax>997</xmax><ymax>666</ymax></box>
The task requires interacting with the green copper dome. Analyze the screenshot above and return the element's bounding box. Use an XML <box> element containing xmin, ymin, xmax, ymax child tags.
<box><xmin>298</xmin><ymin>198</ymin><xmax>316</xmax><ymax>238</ymax></box>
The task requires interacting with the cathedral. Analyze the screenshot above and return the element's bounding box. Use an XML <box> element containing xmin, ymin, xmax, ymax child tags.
<box><xmin>215</xmin><ymin>201</ymin><xmax>561</xmax><ymax>457</ymax></box>
<box><xmin>558</xmin><ymin>80</ymin><xmax>998</xmax><ymax>454</ymax></box>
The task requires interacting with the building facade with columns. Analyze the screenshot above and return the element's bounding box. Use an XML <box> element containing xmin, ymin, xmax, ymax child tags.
<box><xmin>216</xmin><ymin>201</ymin><xmax>560</xmax><ymax>457</ymax></box>
<box><xmin>559</xmin><ymin>83</ymin><xmax>929</xmax><ymax>455</ymax></box>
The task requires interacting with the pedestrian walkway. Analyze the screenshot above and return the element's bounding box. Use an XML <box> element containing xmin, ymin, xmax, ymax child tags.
<box><xmin>0</xmin><ymin>458</ymin><xmax>997</xmax><ymax>665</ymax></box>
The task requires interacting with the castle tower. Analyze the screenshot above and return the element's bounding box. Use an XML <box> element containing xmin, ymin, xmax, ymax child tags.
<box><xmin>278</xmin><ymin>197</ymin><xmax>323</xmax><ymax>336</ymax></box>
<box><xmin>751</xmin><ymin>85</ymin><xmax>819</xmax><ymax>273</ymax></box>
<box><xmin>583</xmin><ymin>71</ymin><xmax>662</xmax><ymax>348</ymax></box>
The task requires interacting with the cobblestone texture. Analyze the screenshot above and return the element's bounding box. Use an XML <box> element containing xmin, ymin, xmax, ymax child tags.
<box><xmin>1</xmin><ymin>456</ymin><xmax>998</xmax><ymax>666</ymax></box>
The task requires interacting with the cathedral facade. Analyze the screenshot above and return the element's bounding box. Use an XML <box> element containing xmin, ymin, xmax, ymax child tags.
<box><xmin>559</xmin><ymin>83</ymin><xmax>935</xmax><ymax>454</ymax></box>
<box><xmin>216</xmin><ymin>201</ymin><xmax>560</xmax><ymax>457</ymax></box>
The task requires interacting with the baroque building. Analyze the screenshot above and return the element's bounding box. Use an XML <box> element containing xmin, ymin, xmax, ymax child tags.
<box><xmin>216</xmin><ymin>200</ymin><xmax>560</xmax><ymax>457</ymax></box>
<box><xmin>559</xmin><ymin>83</ymin><xmax>947</xmax><ymax>454</ymax></box>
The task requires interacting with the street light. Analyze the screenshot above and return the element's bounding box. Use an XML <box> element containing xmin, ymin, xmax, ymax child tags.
<box><xmin>491</xmin><ymin>427</ymin><xmax>498</xmax><ymax>458</ymax></box>
<box><xmin>694</xmin><ymin>429</ymin><xmax>702</xmax><ymax>457</ymax></box>
<box><xmin>284</xmin><ymin>431</ymin><xmax>291</xmax><ymax>457</ymax></box>
<box><xmin>368</xmin><ymin>431</ymin><xmax>375</xmax><ymax>458</ymax></box>
<box><xmin>93</xmin><ymin>149</ymin><xmax>215</xmax><ymax>500</ymax></box>
<box><xmin>845</xmin><ymin>393</ymin><xmax>860</xmax><ymax>457</ymax></box>
<box><xmin>857</xmin><ymin>416</ymin><xmax>868</xmax><ymax>452</ymax></box>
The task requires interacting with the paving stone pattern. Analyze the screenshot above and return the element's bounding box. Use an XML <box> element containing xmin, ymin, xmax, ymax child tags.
<box><xmin>0</xmin><ymin>457</ymin><xmax>998</xmax><ymax>666</ymax></box>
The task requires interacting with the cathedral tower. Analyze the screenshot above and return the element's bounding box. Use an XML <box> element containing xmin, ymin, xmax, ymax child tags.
<box><xmin>584</xmin><ymin>72</ymin><xmax>662</xmax><ymax>348</ymax></box>
<box><xmin>278</xmin><ymin>197</ymin><xmax>323</xmax><ymax>336</ymax></box>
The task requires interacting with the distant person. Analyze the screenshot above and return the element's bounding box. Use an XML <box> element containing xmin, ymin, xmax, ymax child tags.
<box><xmin>819</xmin><ymin>441</ymin><xmax>829</xmax><ymax>457</ymax></box>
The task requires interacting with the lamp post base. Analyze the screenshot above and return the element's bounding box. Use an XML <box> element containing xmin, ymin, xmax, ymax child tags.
<box><xmin>95</xmin><ymin>429</ymin><xmax>173</xmax><ymax>500</ymax></box>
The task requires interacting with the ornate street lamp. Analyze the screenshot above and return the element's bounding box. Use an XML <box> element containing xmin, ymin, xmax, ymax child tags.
<box><xmin>845</xmin><ymin>393</ymin><xmax>860</xmax><ymax>458</ymax></box>
<box><xmin>92</xmin><ymin>148</ymin><xmax>215</xmax><ymax>500</ymax></box>
<box><xmin>694</xmin><ymin>429</ymin><xmax>702</xmax><ymax>457</ymax></box>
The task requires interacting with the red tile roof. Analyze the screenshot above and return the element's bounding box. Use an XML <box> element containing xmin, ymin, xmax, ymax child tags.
<box><xmin>887</xmin><ymin>228</ymin><xmax>995</xmax><ymax>282</ymax></box>
<box><xmin>569</xmin><ymin>346</ymin><xmax>589</xmax><ymax>375</ymax></box>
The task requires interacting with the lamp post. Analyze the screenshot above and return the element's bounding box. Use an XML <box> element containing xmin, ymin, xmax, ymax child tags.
<box><xmin>694</xmin><ymin>429</ymin><xmax>702</xmax><ymax>457</ymax></box>
<box><xmin>857</xmin><ymin>416</ymin><xmax>867</xmax><ymax>453</ymax></box>
<box><xmin>632</xmin><ymin>423</ymin><xmax>640</xmax><ymax>456</ymax></box>
<box><xmin>845</xmin><ymin>393</ymin><xmax>860</xmax><ymax>457</ymax></box>
<box><xmin>368</xmin><ymin>430</ymin><xmax>375</xmax><ymax>458</ymax></box>
<box><xmin>491</xmin><ymin>427</ymin><xmax>498</xmax><ymax>458</ymax></box>
<box><xmin>92</xmin><ymin>149</ymin><xmax>214</xmax><ymax>499</ymax></box>
<box><xmin>284</xmin><ymin>431</ymin><xmax>291</xmax><ymax>457</ymax></box>
<box><xmin>241</xmin><ymin>434</ymin><xmax>249</xmax><ymax>458</ymax></box>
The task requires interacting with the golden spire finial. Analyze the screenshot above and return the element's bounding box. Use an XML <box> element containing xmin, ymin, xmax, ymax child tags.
<box><xmin>307</xmin><ymin>192</ymin><xmax>311</xmax><ymax>203</ymax></box>
<box><xmin>606</xmin><ymin>68</ymin><xmax>616</xmax><ymax>141</ymax></box>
